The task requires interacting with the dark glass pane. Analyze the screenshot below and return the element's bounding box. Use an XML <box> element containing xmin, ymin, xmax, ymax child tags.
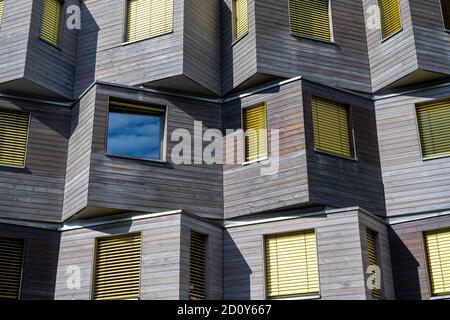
<box><xmin>107</xmin><ymin>109</ymin><xmax>162</xmax><ymax>160</ymax></box>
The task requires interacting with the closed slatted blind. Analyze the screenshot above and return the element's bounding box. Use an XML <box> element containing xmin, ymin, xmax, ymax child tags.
<box><xmin>425</xmin><ymin>229</ymin><xmax>450</xmax><ymax>296</ymax></box>
<box><xmin>189</xmin><ymin>231</ymin><xmax>207</xmax><ymax>300</ymax></box>
<box><xmin>243</xmin><ymin>104</ymin><xmax>268</xmax><ymax>162</ymax></box>
<box><xmin>367</xmin><ymin>229</ymin><xmax>382</xmax><ymax>298</ymax></box>
<box><xmin>0</xmin><ymin>237</ymin><xmax>24</xmax><ymax>300</ymax></box>
<box><xmin>311</xmin><ymin>96</ymin><xmax>352</xmax><ymax>157</ymax></box>
<box><xmin>94</xmin><ymin>233</ymin><xmax>141</xmax><ymax>300</ymax></box>
<box><xmin>289</xmin><ymin>0</ymin><xmax>331</xmax><ymax>41</ymax></box>
<box><xmin>0</xmin><ymin>110</ymin><xmax>29</xmax><ymax>167</ymax></box>
<box><xmin>0</xmin><ymin>0</ymin><xmax>4</xmax><ymax>23</ymax></box>
<box><xmin>109</xmin><ymin>99</ymin><xmax>166</xmax><ymax>113</ymax></box>
<box><xmin>126</xmin><ymin>0</ymin><xmax>173</xmax><ymax>42</ymax></box>
<box><xmin>378</xmin><ymin>0</ymin><xmax>402</xmax><ymax>38</ymax></box>
<box><xmin>265</xmin><ymin>230</ymin><xmax>319</xmax><ymax>298</ymax></box>
<box><xmin>40</xmin><ymin>0</ymin><xmax>62</xmax><ymax>46</ymax></box>
<box><xmin>416</xmin><ymin>100</ymin><xmax>450</xmax><ymax>159</ymax></box>
<box><xmin>442</xmin><ymin>0</ymin><xmax>450</xmax><ymax>30</ymax></box>
<box><xmin>233</xmin><ymin>0</ymin><xmax>248</xmax><ymax>40</ymax></box>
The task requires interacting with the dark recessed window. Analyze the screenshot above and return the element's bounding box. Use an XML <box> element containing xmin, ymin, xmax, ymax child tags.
<box><xmin>106</xmin><ymin>100</ymin><xmax>166</xmax><ymax>161</ymax></box>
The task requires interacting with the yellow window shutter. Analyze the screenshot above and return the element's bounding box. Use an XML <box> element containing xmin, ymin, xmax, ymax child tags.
<box><xmin>265</xmin><ymin>230</ymin><xmax>319</xmax><ymax>298</ymax></box>
<box><xmin>0</xmin><ymin>0</ymin><xmax>4</xmax><ymax>23</ymax></box>
<box><xmin>0</xmin><ymin>236</ymin><xmax>24</xmax><ymax>300</ymax></box>
<box><xmin>233</xmin><ymin>0</ymin><xmax>248</xmax><ymax>41</ymax></box>
<box><xmin>189</xmin><ymin>231</ymin><xmax>207</xmax><ymax>300</ymax></box>
<box><xmin>243</xmin><ymin>104</ymin><xmax>268</xmax><ymax>162</ymax></box>
<box><xmin>424</xmin><ymin>229</ymin><xmax>450</xmax><ymax>296</ymax></box>
<box><xmin>416</xmin><ymin>100</ymin><xmax>450</xmax><ymax>159</ymax></box>
<box><xmin>367</xmin><ymin>229</ymin><xmax>382</xmax><ymax>299</ymax></box>
<box><xmin>289</xmin><ymin>0</ymin><xmax>331</xmax><ymax>41</ymax></box>
<box><xmin>442</xmin><ymin>0</ymin><xmax>450</xmax><ymax>30</ymax></box>
<box><xmin>40</xmin><ymin>0</ymin><xmax>62</xmax><ymax>46</ymax></box>
<box><xmin>126</xmin><ymin>0</ymin><xmax>173</xmax><ymax>42</ymax></box>
<box><xmin>311</xmin><ymin>96</ymin><xmax>352</xmax><ymax>158</ymax></box>
<box><xmin>94</xmin><ymin>233</ymin><xmax>141</xmax><ymax>300</ymax></box>
<box><xmin>378</xmin><ymin>0</ymin><xmax>402</xmax><ymax>39</ymax></box>
<box><xmin>0</xmin><ymin>109</ymin><xmax>29</xmax><ymax>167</ymax></box>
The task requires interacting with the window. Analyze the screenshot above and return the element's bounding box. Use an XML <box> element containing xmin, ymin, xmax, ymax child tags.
<box><xmin>40</xmin><ymin>0</ymin><xmax>62</xmax><ymax>46</ymax></box>
<box><xmin>0</xmin><ymin>109</ymin><xmax>29</xmax><ymax>167</ymax></box>
<box><xmin>424</xmin><ymin>229</ymin><xmax>450</xmax><ymax>296</ymax></box>
<box><xmin>311</xmin><ymin>96</ymin><xmax>353</xmax><ymax>158</ymax></box>
<box><xmin>0</xmin><ymin>236</ymin><xmax>24</xmax><ymax>300</ymax></box>
<box><xmin>232</xmin><ymin>0</ymin><xmax>248</xmax><ymax>41</ymax></box>
<box><xmin>378</xmin><ymin>0</ymin><xmax>402</xmax><ymax>39</ymax></box>
<box><xmin>367</xmin><ymin>229</ymin><xmax>382</xmax><ymax>299</ymax></box>
<box><xmin>288</xmin><ymin>0</ymin><xmax>332</xmax><ymax>42</ymax></box>
<box><xmin>441</xmin><ymin>0</ymin><xmax>450</xmax><ymax>30</ymax></box>
<box><xmin>189</xmin><ymin>231</ymin><xmax>207</xmax><ymax>300</ymax></box>
<box><xmin>0</xmin><ymin>0</ymin><xmax>4</xmax><ymax>25</ymax></box>
<box><xmin>265</xmin><ymin>230</ymin><xmax>319</xmax><ymax>299</ymax></box>
<box><xmin>93</xmin><ymin>233</ymin><xmax>141</xmax><ymax>300</ymax></box>
<box><xmin>106</xmin><ymin>99</ymin><xmax>166</xmax><ymax>161</ymax></box>
<box><xmin>242</xmin><ymin>104</ymin><xmax>268</xmax><ymax>162</ymax></box>
<box><xmin>416</xmin><ymin>100</ymin><xmax>450</xmax><ymax>159</ymax></box>
<box><xmin>126</xmin><ymin>0</ymin><xmax>173</xmax><ymax>42</ymax></box>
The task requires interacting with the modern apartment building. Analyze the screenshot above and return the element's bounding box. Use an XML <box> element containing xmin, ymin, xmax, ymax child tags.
<box><xmin>0</xmin><ymin>0</ymin><xmax>449</xmax><ymax>300</ymax></box>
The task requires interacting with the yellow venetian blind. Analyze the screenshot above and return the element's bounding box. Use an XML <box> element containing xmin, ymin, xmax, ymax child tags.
<box><xmin>233</xmin><ymin>0</ymin><xmax>248</xmax><ymax>41</ymax></box>
<box><xmin>189</xmin><ymin>231</ymin><xmax>207</xmax><ymax>300</ymax></box>
<box><xmin>0</xmin><ymin>236</ymin><xmax>24</xmax><ymax>300</ymax></box>
<box><xmin>311</xmin><ymin>96</ymin><xmax>352</xmax><ymax>157</ymax></box>
<box><xmin>416</xmin><ymin>100</ymin><xmax>450</xmax><ymax>159</ymax></box>
<box><xmin>109</xmin><ymin>99</ymin><xmax>166</xmax><ymax>113</ymax></box>
<box><xmin>289</xmin><ymin>0</ymin><xmax>331</xmax><ymax>41</ymax></box>
<box><xmin>0</xmin><ymin>0</ymin><xmax>4</xmax><ymax>24</ymax></box>
<box><xmin>378</xmin><ymin>0</ymin><xmax>402</xmax><ymax>39</ymax></box>
<box><xmin>126</xmin><ymin>0</ymin><xmax>173</xmax><ymax>42</ymax></box>
<box><xmin>93</xmin><ymin>233</ymin><xmax>141</xmax><ymax>300</ymax></box>
<box><xmin>243</xmin><ymin>104</ymin><xmax>268</xmax><ymax>162</ymax></box>
<box><xmin>40</xmin><ymin>0</ymin><xmax>62</xmax><ymax>46</ymax></box>
<box><xmin>265</xmin><ymin>230</ymin><xmax>319</xmax><ymax>298</ymax></box>
<box><xmin>0</xmin><ymin>110</ymin><xmax>29</xmax><ymax>167</ymax></box>
<box><xmin>425</xmin><ymin>229</ymin><xmax>450</xmax><ymax>296</ymax></box>
<box><xmin>441</xmin><ymin>0</ymin><xmax>450</xmax><ymax>30</ymax></box>
<box><xmin>367</xmin><ymin>229</ymin><xmax>382</xmax><ymax>299</ymax></box>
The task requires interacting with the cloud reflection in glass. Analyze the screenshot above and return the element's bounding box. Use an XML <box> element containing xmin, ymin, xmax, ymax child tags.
<box><xmin>106</xmin><ymin>108</ymin><xmax>163</xmax><ymax>160</ymax></box>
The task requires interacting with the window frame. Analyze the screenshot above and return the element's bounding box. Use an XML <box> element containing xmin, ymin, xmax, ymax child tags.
<box><xmin>241</xmin><ymin>102</ymin><xmax>269</xmax><ymax>166</ymax></box>
<box><xmin>366</xmin><ymin>228</ymin><xmax>384</xmax><ymax>299</ymax></box>
<box><xmin>90</xmin><ymin>232</ymin><xmax>143</xmax><ymax>301</ymax></box>
<box><xmin>0</xmin><ymin>108</ymin><xmax>31</xmax><ymax>169</ymax></box>
<box><xmin>122</xmin><ymin>0</ymin><xmax>174</xmax><ymax>45</ymax></box>
<box><xmin>414</xmin><ymin>98</ymin><xmax>450</xmax><ymax>161</ymax></box>
<box><xmin>0</xmin><ymin>0</ymin><xmax>6</xmax><ymax>31</ymax></box>
<box><xmin>0</xmin><ymin>236</ymin><xmax>26</xmax><ymax>300</ymax></box>
<box><xmin>440</xmin><ymin>0</ymin><xmax>450</xmax><ymax>33</ymax></box>
<box><xmin>263</xmin><ymin>229</ymin><xmax>321</xmax><ymax>300</ymax></box>
<box><xmin>287</xmin><ymin>0</ymin><xmax>335</xmax><ymax>44</ymax></box>
<box><xmin>423</xmin><ymin>227</ymin><xmax>450</xmax><ymax>298</ymax></box>
<box><xmin>310</xmin><ymin>95</ymin><xmax>358</xmax><ymax>161</ymax></box>
<box><xmin>378</xmin><ymin>0</ymin><xmax>403</xmax><ymax>42</ymax></box>
<box><xmin>189</xmin><ymin>230</ymin><xmax>209</xmax><ymax>300</ymax></box>
<box><xmin>231</xmin><ymin>0</ymin><xmax>249</xmax><ymax>45</ymax></box>
<box><xmin>104</xmin><ymin>97</ymin><xmax>168</xmax><ymax>163</ymax></box>
<box><xmin>39</xmin><ymin>0</ymin><xmax>64</xmax><ymax>48</ymax></box>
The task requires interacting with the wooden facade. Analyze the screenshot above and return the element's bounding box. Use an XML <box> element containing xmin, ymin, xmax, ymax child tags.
<box><xmin>0</xmin><ymin>0</ymin><xmax>450</xmax><ymax>300</ymax></box>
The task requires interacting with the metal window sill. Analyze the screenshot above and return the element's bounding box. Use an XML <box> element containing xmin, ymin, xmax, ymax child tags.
<box><xmin>270</xmin><ymin>294</ymin><xmax>321</xmax><ymax>301</ymax></box>
<box><xmin>105</xmin><ymin>153</ymin><xmax>167</xmax><ymax>164</ymax></box>
<box><xmin>430</xmin><ymin>294</ymin><xmax>450</xmax><ymax>300</ymax></box>
<box><xmin>314</xmin><ymin>148</ymin><xmax>358</xmax><ymax>161</ymax></box>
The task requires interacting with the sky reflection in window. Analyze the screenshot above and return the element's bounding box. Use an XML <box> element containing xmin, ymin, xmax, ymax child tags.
<box><xmin>107</xmin><ymin>108</ymin><xmax>163</xmax><ymax>160</ymax></box>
